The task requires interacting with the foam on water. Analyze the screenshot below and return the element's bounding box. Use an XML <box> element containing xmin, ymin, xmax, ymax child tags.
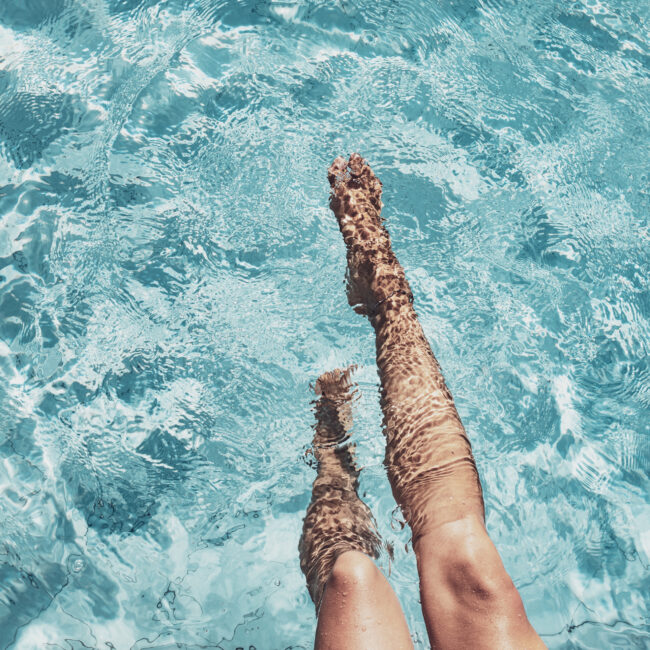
<box><xmin>0</xmin><ymin>0</ymin><xmax>648</xmax><ymax>647</ymax></box>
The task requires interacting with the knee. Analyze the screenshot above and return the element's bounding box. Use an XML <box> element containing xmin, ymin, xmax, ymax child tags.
<box><xmin>327</xmin><ymin>551</ymin><xmax>381</xmax><ymax>595</ymax></box>
<box><xmin>418</xmin><ymin>517</ymin><xmax>524</xmax><ymax>611</ymax></box>
<box><xmin>445</xmin><ymin>545</ymin><xmax>517</xmax><ymax>606</ymax></box>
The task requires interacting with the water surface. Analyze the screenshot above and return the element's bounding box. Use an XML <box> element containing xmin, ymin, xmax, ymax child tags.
<box><xmin>0</xmin><ymin>0</ymin><xmax>649</xmax><ymax>647</ymax></box>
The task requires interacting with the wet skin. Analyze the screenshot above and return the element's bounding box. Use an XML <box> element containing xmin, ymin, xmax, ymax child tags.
<box><xmin>300</xmin><ymin>154</ymin><xmax>545</xmax><ymax>649</ymax></box>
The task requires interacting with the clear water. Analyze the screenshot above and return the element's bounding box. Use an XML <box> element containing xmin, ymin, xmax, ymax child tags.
<box><xmin>0</xmin><ymin>0</ymin><xmax>648</xmax><ymax>647</ymax></box>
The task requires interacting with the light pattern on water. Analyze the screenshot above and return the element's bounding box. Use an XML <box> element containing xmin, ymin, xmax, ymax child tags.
<box><xmin>0</xmin><ymin>0</ymin><xmax>649</xmax><ymax>647</ymax></box>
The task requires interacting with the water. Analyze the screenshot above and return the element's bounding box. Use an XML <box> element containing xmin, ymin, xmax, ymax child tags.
<box><xmin>0</xmin><ymin>0</ymin><xmax>648</xmax><ymax>647</ymax></box>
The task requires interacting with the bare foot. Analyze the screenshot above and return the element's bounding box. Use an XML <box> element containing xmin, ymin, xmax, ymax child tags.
<box><xmin>328</xmin><ymin>154</ymin><xmax>412</xmax><ymax>316</ymax></box>
<box><xmin>312</xmin><ymin>366</ymin><xmax>357</xmax><ymax>448</ymax></box>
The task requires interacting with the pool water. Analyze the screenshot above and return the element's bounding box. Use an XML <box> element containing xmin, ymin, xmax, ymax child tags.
<box><xmin>0</xmin><ymin>0</ymin><xmax>648</xmax><ymax>647</ymax></box>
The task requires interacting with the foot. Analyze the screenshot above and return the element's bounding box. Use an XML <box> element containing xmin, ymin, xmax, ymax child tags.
<box><xmin>311</xmin><ymin>366</ymin><xmax>359</xmax><ymax>491</ymax></box>
<box><xmin>328</xmin><ymin>154</ymin><xmax>411</xmax><ymax>315</ymax></box>
<box><xmin>312</xmin><ymin>366</ymin><xmax>357</xmax><ymax>449</ymax></box>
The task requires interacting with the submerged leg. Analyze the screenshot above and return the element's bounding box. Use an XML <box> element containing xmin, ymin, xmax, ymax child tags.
<box><xmin>328</xmin><ymin>154</ymin><xmax>545</xmax><ymax>649</ymax></box>
<box><xmin>299</xmin><ymin>368</ymin><xmax>413</xmax><ymax>650</ymax></box>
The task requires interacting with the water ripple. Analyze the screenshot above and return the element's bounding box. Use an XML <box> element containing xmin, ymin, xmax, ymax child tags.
<box><xmin>1</xmin><ymin>0</ymin><xmax>649</xmax><ymax>647</ymax></box>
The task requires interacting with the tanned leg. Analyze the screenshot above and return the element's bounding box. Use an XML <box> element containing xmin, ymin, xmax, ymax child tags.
<box><xmin>328</xmin><ymin>154</ymin><xmax>545</xmax><ymax>649</ymax></box>
<box><xmin>299</xmin><ymin>368</ymin><xmax>413</xmax><ymax>650</ymax></box>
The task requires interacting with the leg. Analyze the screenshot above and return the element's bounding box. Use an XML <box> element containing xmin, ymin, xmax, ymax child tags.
<box><xmin>328</xmin><ymin>154</ymin><xmax>545</xmax><ymax>649</ymax></box>
<box><xmin>316</xmin><ymin>551</ymin><xmax>413</xmax><ymax>650</ymax></box>
<box><xmin>299</xmin><ymin>369</ymin><xmax>413</xmax><ymax>650</ymax></box>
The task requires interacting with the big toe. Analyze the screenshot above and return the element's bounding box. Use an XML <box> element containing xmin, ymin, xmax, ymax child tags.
<box><xmin>328</xmin><ymin>156</ymin><xmax>349</xmax><ymax>188</ymax></box>
<box><xmin>348</xmin><ymin>153</ymin><xmax>363</xmax><ymax>172</ymax></box>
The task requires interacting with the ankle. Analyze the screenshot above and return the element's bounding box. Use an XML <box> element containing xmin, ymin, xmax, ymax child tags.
<box><xmin>369</xmin><ymin>287</ymin><xmax>414</xmax><ymax>319</ymax></box>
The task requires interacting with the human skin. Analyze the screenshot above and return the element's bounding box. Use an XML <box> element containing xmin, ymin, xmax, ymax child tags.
<box><xmin>299</xmin><ymin>369</ymin><xmax>413</xmax><ymax>649</ymax></box>
<box><xmin>301</xmin><ymin>154</ymin><xmax>545</xmax><ymax>649</ymax></box>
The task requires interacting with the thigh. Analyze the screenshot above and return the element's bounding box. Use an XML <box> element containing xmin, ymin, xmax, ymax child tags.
<box><xmin>315</xmin><ymin>551</ymin><xmax>413</xmax><ymax>650</ymax></box>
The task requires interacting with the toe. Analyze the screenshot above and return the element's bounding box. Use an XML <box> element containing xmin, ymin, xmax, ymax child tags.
<box><xmin>314</xmin><ymin>365</ymin><xmax>356</xmax><ymax>398</ymax></box>
<box><xmin>328</xmin><ymin>156</ymin><xmax>349</xmax><ymax>188</ymax></box>
<box><xmin>348</xmin><ymin>152</ymin><xmax>365</xmax><ymax>177</ymax></box>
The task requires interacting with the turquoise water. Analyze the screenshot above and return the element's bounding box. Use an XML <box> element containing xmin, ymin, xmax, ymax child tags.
<box><xmin>0</xmin><ymin>0</ymin><xmax>649</xmax><ymax>647</ymax></box>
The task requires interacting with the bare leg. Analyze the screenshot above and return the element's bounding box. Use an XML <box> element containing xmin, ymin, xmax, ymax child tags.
<box><xmin>328</xmin><ymin>154</ymin><xmax>545</xmax><ymax>649</ymax></box>
<box><xmin>299</xmin><ymin>369</ymin><xmax>413</xmax><ymax>650</ymax></box>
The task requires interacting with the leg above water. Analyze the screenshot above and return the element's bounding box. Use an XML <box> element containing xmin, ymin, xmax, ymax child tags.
<box><xmin>315</xmin><ymin>550</ymin><xmax>413</xmax><ymax>650</ymax></box>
